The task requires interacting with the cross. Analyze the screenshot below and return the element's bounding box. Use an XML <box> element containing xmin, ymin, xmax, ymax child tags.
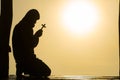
<box><xmin>41</xmin><ymin>24</ymin><xmax>46</xmax><ymax>30</ymax></box>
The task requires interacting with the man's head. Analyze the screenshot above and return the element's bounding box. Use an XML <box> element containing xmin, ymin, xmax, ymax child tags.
<box><xmin>26</xmin><ymin>9</ymin><xmax>40</xmax><ymax>20</ymax></box>
<box><xmin>22</xmin><ymin>9</ymin><xmax>40</xmax><ymax>28</ymax></box>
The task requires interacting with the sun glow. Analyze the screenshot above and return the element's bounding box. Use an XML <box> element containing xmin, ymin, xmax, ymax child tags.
<box><xmin>62</xmin><ymin>1</ymin><xmax>99</xmax><ymax>35</ymax></box>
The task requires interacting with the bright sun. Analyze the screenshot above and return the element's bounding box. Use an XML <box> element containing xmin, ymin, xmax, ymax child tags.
<box><xmin>62</xmin><ymin>1</ymin><xmax>99</xmax><ymax>35</ymax></box>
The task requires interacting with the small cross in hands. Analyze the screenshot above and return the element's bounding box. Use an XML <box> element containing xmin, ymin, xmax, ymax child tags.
<box><xmin>41</xmin><ymin>24</ymin><xmax>46</xmax><ymax>30</ymax></box>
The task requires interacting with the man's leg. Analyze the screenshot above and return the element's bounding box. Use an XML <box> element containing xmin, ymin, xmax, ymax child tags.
<box><xmin>28</xmin><ymin>59</ymin><xmax>51</xmax><ymax>77</ymax></box>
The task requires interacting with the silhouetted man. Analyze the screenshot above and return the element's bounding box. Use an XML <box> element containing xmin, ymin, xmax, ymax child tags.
<box><xmin>12</xmin><ymin>9</ymin><xmax>51</xmax><ymax>77</ymax></box>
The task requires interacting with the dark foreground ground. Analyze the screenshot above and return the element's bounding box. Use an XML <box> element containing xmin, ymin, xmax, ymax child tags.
<box><xmin>2</xmin><ymin>75</ymin><xmax>119</xmax><ymax>80</ymax></box>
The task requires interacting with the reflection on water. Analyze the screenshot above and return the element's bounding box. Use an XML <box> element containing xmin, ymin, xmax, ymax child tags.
<box><xmin>49</xmin><ymin>75</ymin><xmax>119</xmax><ymax>80</ymax></box>
<box><xmin>7</xmin><ymin>75</ymin><xmax>120</xmax><ymax>80</ymax></box>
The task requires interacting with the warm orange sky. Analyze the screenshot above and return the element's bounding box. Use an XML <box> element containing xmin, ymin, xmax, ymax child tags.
<box><xmin>9</xmin><ymin>0</ymin><xmax>119</xmax><ymax>76</ymax></box>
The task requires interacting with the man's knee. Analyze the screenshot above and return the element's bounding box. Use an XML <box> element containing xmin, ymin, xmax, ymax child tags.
<box><xmin>46</xmin><ymin>67</ymin><xmax>51</xmax><ymax>76</ymax></box>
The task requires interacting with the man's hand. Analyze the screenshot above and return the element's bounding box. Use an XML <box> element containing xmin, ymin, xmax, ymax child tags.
<box><xmin>34</xmin><ymin>29</ymin><xmax>43</xmax><ymax>37</ymax></box>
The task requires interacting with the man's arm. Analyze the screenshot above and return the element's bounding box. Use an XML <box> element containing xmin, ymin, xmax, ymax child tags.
<box><xmin>33</xmin><ymin>29</ymin><xmax>43</xmax><ymax>47</ymax></box>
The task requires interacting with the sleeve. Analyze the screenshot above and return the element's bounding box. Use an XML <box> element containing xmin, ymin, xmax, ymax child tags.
<box><xmin>32</xmin><ymin>35</ymin><xmax>39</xmax><ymax>48</ymax></box>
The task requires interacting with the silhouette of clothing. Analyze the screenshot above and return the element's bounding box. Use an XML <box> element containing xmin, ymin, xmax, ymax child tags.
<box><xmin>12</xmin><ymin>9</ymin><xmax>51</xmax><ymax>77</ymax></box>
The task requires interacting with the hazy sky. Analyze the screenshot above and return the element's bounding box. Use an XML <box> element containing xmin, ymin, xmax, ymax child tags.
<box><xmin>9</xmin><ymin>0</ymin><xmax>119</xmax><ymax>76</ymax></box>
